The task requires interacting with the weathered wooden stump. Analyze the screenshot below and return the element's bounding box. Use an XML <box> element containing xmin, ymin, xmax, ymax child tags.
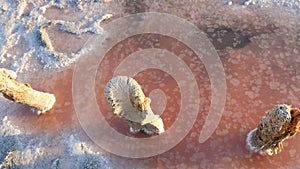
<box><xmin>0</xmin><ymin>68</ymin><xmax>56</xmax><ymax>114</ymax></box>
<box><xmin>104</xmin><ymin>76</ymin><xmax>165</xmax><ymax>135</ymax></box>
<box><xmin>247</xmin><ymin>104</ymin><xmax>300</xmax><ymax>155</ymax></box>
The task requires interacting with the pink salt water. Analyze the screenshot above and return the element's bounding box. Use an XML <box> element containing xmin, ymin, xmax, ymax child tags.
<box><xmin>5</xmin><ymin>31</ymin><xmax>299</xmax><ymax>168</ymax></box>
<box><xmin>1</xmin><ymin>1</ymin><xmax>300</xmax><ymax>168</ymax></box>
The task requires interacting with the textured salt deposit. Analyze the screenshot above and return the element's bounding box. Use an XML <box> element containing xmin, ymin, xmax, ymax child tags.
<box><xmin>0</xmin><ymin>1</ymin><xmax>116</xmax><ymax>168</ymax></box>
<box><xmin>0</xmin><ymin>0</ymin><xmax>112</xmax><ymax>72</ymax></box>
<box><xmin>0</xmin><ymin>0</ymin><xmax>299</xmax><ymax>168</ymax></box>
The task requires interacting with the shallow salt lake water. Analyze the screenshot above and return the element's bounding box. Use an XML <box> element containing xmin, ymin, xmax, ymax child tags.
<box><xmin>0</xmin><ymin>0</ymin><xmax>299</xmax><ymax>168</ymax></box>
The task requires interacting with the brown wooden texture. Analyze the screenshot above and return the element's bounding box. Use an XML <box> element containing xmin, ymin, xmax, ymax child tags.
<box><xmin>0</xmin><ymin>68</ymin><xmax>56</xmax><ymax>114</ymax></box>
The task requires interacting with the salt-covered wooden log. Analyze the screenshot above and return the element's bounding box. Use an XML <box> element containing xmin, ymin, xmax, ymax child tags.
<box><xmin>0</xmin><ymin>68</ymin><xmax>56</xmax><ymax>114</ymax></box>
<box><xmin>247</xmin><ymin>104</ymin><xmax>300</xmax><ymax>155</ymax></box>
<box><xmin>104</xmin><ymin>76</ymin><xmax>165</xmax><ymax>134</ymax></box>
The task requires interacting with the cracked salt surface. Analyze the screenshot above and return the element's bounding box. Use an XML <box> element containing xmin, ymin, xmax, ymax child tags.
<box><xmin>0</xmin><ymin>0</ymin><xmax>300</xmax><ymax>168</ymax></box>
<box><xmin>0</xmin><ymin>0</ymin><xmax>112</xmax><ymax>72</ymax></box>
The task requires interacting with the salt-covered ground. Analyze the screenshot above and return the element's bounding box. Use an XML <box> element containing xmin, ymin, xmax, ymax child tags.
<box><xmin>0</xmin><ymin>0</ymin><xmax>299</xmax><ymax>168</ymax></box>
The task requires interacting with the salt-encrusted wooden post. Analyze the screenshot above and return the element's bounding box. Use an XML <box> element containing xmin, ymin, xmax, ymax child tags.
<box><xmin>247</xmin><ymin>104</ymin><xmax>300</xmax><ymax>155</ymax></box>
<box><xmin>0</xmin><ymin>68</ymin><xmax>56</xmax><ymax>114</ymax></box>
<box><xmin>104</xmin><ymin>76</ymin><xmax>165</xmax><ymax>135</ymax></box>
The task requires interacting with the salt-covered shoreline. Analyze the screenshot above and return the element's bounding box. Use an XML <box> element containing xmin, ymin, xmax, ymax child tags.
<box><xmin>0</xmin><ymin>0</ymin><xmax>299</xmax><ymax>168</ymax></box>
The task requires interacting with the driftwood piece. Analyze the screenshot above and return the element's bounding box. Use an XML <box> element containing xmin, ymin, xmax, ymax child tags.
<box><xmin>104</xmin><ymin>76</ymin><xmax>165</xmax><ymax>134</ymax></box>
<box><xmin>0</xmin><ymin>68</ymin><xmax>56</xmax><ymax>114</ymax></box>
<box><xmin>247</xmin><ymin>104</ymin><xmax>300</xmax><ymax>155</ymax></box>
